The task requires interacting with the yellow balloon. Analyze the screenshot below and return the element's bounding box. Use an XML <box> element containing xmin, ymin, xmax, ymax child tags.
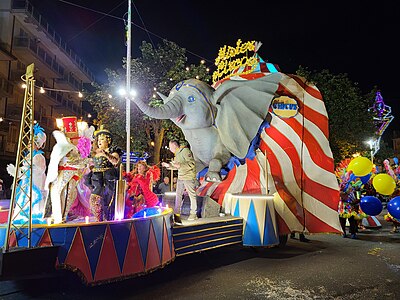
<box><xmin>347</xmin><ymin>157</ymin><xmax>373</xmax><ymax>176</ymax></box>
<box><xmin>372</xmin><ymin>173</ymin><xmax>396</xmax><ymax>195</ymax></box>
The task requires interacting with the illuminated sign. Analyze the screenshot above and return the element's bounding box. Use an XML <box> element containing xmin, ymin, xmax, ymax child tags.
<box><xmin>212</xmin><ymin>39</ymin><xmax>258</xmax><ymax>84</ymax></box>
<box><xmin>271</xmin><ymin>96</ymin><xmax>298</xmax><ymax>118</ymax></box>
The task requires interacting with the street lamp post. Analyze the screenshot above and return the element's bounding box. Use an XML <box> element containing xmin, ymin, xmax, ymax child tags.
<box><xmin>125</xmin><ymin>0</ymin><xmax>132</xmax><ymax>172</ymax></box>
<box><xmin>368</xmin><ymin>140</ymin><xmax>374</xmax><ymax>164</ymax></box>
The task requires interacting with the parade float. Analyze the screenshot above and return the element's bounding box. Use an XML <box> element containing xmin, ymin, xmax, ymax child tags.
<box><xmin>1</xmin><ymin>40</ymin><xmax>342</xmax><ymax>285</ymax></box>
<box><xmin>132</xmin><ymin>39</ymin><xmax>342</xmax><ymax>243</ymax></box>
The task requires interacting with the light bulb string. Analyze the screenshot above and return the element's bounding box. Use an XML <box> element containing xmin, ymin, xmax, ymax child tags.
<box><xmin>20</xmin><ymin>74</ymin><xmax>83</xmax><ymax>96</ymax></box>
<box><xmin>34</xmin><ymin>85</ymin><xmax>82</xmax><ymax>95</ymax></box>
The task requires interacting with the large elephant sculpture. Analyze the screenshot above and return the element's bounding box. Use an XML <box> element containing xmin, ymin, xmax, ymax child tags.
<box><xmin>132</xmin><ymin>73</ymin><xmax>282</xmax><ymax>181</ymax></box>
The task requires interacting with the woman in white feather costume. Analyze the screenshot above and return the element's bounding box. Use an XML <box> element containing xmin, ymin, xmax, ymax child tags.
<box><xmin>7</xmin><ymin>123</ymin><xmax>47</xmax><ymax>223</ymax></box>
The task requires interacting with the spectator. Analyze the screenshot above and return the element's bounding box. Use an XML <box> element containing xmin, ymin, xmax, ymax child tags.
<box><xmin>172</xmin><ymin>177</ymin><xmax>177</xmax><ymax>191</ymax></box>
<box><xmin>158</xmin><ymin>176</ymin><xmax>171</xmax><ymax>194</ymax></box>
<box><xmin>0</xmin><ymin>179</ymin><xmax>8</xmax><ymax>199</ymax></box>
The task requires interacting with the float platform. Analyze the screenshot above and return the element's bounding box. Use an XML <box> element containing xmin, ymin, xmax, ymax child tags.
<box><xmin>0</xmin><ymin>209</ymin><xmax>245</xmax><ymax>285</ymax></box>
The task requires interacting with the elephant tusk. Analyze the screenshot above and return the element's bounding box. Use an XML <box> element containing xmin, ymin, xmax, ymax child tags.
<box><xmin>157</xmin><ymin>92</ymin><xmax>169</xmax><ymax>103</ymax></box>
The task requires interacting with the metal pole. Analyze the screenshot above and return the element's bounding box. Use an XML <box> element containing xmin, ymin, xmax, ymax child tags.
<box><xmin>125</xmin><ymin>0</ymin><xmax>132</xmax><ymax>172</ymax></box>
<box><xmin>370</xmin><ymin>141</ymin><xmax>374</xmax><ymax>164</ymax></box>
<box><xmin>264</xmin><ymin>150</ymin><xmax>269</xmax><ymax>195</ymax></box>
<box><xmin>371</xmin><ymin>149</ymin><xmax>374</xmax><ymax>165</ymax></box>
<box><xmin>170</xmin><ymin>169</ymin><xmax>174</xmax><ymax>191</ymax></box>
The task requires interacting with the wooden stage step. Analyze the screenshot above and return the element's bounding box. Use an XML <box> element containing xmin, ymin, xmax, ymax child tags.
<box><xmin>172</xmin><ymin>216</ymin><xmax>243</xmax><ymax>256</ymax></box>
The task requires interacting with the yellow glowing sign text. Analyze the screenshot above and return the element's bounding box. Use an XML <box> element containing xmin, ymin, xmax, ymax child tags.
<box><xmin>212</xmin><ymin>39</ymin><xmax>258</xmax><ymax>83</ymax></box>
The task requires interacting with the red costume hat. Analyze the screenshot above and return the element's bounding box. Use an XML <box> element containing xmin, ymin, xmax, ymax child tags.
<box><xmin>62</xmin><ymin>116</ymin><xmax>79</xmax><ymax>143</ymax></box>
<box><xmin>62</xmin><ymin>116</ymin><xmax>78</xmax><ymax>134</ymax></box>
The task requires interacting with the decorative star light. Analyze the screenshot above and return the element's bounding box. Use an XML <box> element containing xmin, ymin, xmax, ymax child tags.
<box><xmin>368</xmin><ymin>91</ymin><xmax>394</xmax><ymax>155</ymax></box>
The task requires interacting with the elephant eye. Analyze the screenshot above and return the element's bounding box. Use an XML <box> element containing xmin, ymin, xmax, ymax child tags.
<box><xmin>187</xmin><ymin>96</ymin><xmax>195</xmax><ymax>103</ymax></box>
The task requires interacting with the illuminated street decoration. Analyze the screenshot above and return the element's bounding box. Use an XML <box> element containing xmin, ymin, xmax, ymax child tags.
<box><xmin>368</xmin><ymin>91</ymin><xmax>394</xmax><ymax>155</ymax></box>
<box><xmin>212</xmin><ymin>39</ymin><xmax>259</xmax><ymax>83</ymax></box>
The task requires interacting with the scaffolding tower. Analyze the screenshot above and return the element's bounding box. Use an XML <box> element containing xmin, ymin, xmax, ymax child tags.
<box><xmin>3</xmin><ymin>63</ymin><xmax>36</xmax><ymax>251</ymax></box>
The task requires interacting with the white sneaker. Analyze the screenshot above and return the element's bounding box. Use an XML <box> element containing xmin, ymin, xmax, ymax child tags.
<box><xmin>187</xmin><ymin>213</ymin><xmax>198</xmax><ymax>221</ymax></box>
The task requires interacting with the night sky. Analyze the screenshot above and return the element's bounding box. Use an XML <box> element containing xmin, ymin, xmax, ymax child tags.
<box><xmin>28</xmin><ymin>0</ymin><xmax>400</xmax><ymax>122</ymax></box>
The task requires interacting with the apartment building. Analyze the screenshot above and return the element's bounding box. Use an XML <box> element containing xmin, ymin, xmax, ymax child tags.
<box><xmin>0</xmin><ymin>0</ymin><xmax>96</xmax><ymax>184</ymax></box>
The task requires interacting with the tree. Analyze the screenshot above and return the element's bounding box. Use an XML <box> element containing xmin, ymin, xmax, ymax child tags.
<box><xmin>296</xmin><ymin>67</ymin><xmax>376</xmax><ymax>164</ymax></box>
<box><xmin>87</xmin><ymin>40</ymin><xmax>211</xmax><ymax>164</ymax></box>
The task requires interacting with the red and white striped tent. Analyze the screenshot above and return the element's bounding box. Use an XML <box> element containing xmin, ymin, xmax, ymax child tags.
<box><xmin>199</xmin><ymin>59</ymin><xmax>342</xmax><ymax>235</ymax></box>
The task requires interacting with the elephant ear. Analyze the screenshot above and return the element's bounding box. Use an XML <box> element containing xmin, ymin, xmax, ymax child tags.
<box><xmin>213</xmin><ymin>73</ymin><xmax>282</xmax><ymax>159</ymax></box>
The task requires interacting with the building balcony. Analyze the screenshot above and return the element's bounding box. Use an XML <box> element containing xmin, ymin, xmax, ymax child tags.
<box><xmin>13</xmin><ymin>36</ymin><xmax>64</xmax><ymax>79</ymax></box>
<box><xmin>55</xmin><ymin>72</ymin><xmax>82</xmax><ymax>91</ymax></box>
<box><xmin>0</xmin><ymin>119</ymin><xmax>11</xmax><ymax>134</ymax></box>
<box><xmin>33</xmin><ymin>111</ymin><xmax>54</xmax><ymax>129</ymax></box>
<box><xmin>0</xmin><ymin>75</ymin><xmax>14</xmax><ymax>97</ymax></box>
<box><xmin>11</xmin><ymin>0</ymin><xmax>96</xmax><ymax>83</ymax></box>
<box><xmin>40</xmin><ymin>90</ymin><xmax>82</xmax><ymax>115</ymax></box>
<box><xmin>40</xmin><ymin>115</ymin><xmax>55</xmax><ymax>129</ymax></box>
<box><xmin>0</xmin><ymin>42</ymin><xmax>17</xmax><ymax>61</ymax></box>
<box><xmin>5</xmin><ymin>142</ymin><xmax>16</xmax><ymax>154</ymax></box>
<box><xmin>5</xmin><ymin>104</ymin><xmax>22</xmax><ymax>121</ymax></box>
<box><xmin>10</xmin><ymin>71</ymin><xmax>22</xmax><ymax>83</ymax></box>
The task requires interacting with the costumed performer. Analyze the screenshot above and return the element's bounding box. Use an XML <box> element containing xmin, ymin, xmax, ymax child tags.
<box><xmin>45</xmin><ymin>117</ymin><xmax>90</xmax><ymax>224</ymax></box>
<box><xmin>124</xmin><ymin>160</ymin><xmax>160</xmax><ymax>218</ymax></box>
<box><xmin>6</xmin><ymin>123</ymin><xmax>47</xmax><ymax>223</ymax></box>
<box><xmin>384</xmin><ymin>212</ymin><xmax>399</xmax><ymax>233</ymax></box>
<box><xmin>68</xmin><ymin>122</ymin><xmax>95</xmax><ymax>220</ymax></box>
<box><xmin>338</xmin><ymin>185</ymin><xmax>366</xmax><ymax>239</ymax></box>
<box><xmin>88</xmin><ymin>126</ymin><xmax>121</xmax><ymax>221</ymax></box>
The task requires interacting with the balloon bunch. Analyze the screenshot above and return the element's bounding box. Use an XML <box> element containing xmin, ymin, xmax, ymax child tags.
<box><xmin>338</xmin><ymin>157</ymin><xmax>373</xmax><ymax>193</ymax></box>
<box><xmin>336</xmin><ymin>158</ymin><xmax>370</xmax><ymax>219</ymax></box>
<box><xmin>338</xmin><ymin>190</ymin><xmax>366</xmax><ymax>220</ymax></box>
<box><xmin>335</xmin><ymin>158</ymin><xmax>352</xmax><ymax>180</ymax></box>
<box><xmin>337</xmin><ymin>156</ymin><xmax>400</xmax><ymax>219</ymax></box>
<box><xmin>337</xmin><ymin>156</ymin><xmax>382</xmax><ymax>217</ymax></box>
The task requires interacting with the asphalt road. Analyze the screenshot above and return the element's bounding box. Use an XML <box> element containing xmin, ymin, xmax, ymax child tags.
<box><xmin>1</xmin><ymin>210</ymin><xmax>399</xmax><ymax>300</ymax></box>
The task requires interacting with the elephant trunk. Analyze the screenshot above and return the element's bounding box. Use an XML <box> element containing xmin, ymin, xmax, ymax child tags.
<box><xmin>133</xmin><ymin>97</ymin><xmax>182</xmax><ymax>119</ymax></box>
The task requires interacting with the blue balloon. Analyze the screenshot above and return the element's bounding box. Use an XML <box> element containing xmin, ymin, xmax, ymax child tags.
<box><xmin>387</xmin><ymin>196</ymin><xmax>400</xmax><ymax>219</ymax></box>
<box><xmin>349</xmin><ymin>173</ymin><xmax>371</xmax><ymax>185</ymax></box>
<box><xmin>360</xmin><ymin>173</ymin><xmax>372</xmax><ymax>184</ymax></box>
<box><xmin>394</xmin><ymin>157</ymin><xmax>399</xmax><ymax>165</ymax></box>
<box><xmin>360</xmin><ymin>196</ymin><xmax>383</xmax><ymax>216</ymax></box>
